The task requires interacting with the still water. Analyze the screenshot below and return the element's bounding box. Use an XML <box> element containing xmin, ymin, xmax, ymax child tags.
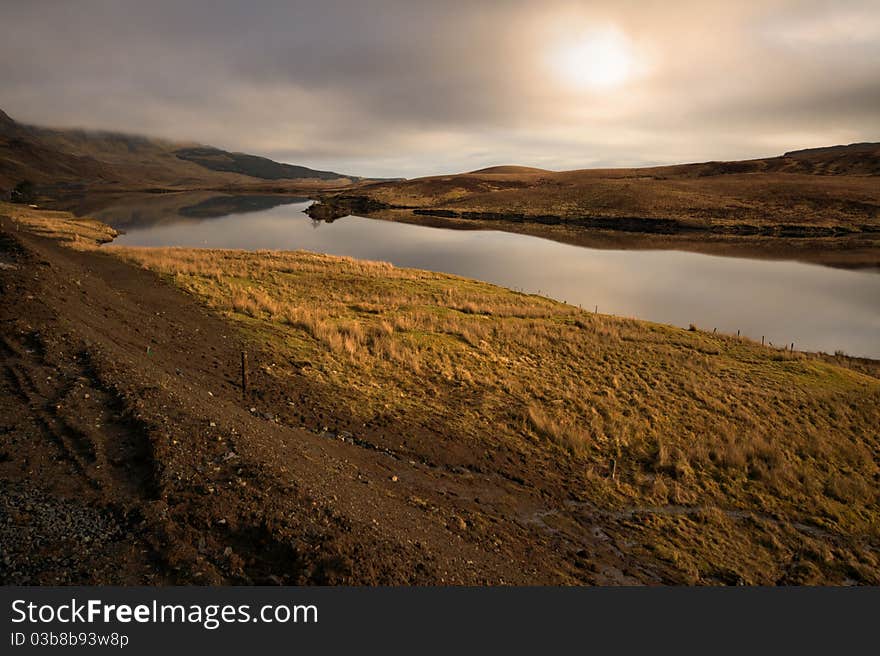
<box><xmin>106</xmin><ymin>196</ymin><xmax>880</xmax><ymax>358</ymax></box>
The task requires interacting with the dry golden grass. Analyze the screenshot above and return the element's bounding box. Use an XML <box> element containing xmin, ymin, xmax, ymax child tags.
<box><xmin>0</xmin><ymin>201</ymin><xmax>117</xmax><ymax>247</ymax></box>
<box><xmin>351</xmin><ymin>167</ymin><xmax>880</xmax><ymax>229</ymax></box>
<box><xmin>109</xmin><ymin>245</ymin><xmax>880</xmax><ymax>553</ymax></box>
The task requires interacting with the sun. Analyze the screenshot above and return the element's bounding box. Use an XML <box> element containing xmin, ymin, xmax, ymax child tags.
<box><xmin>550</xmin><ymin>27</ymin><xmax>635</xmax><ymax>91</ymax></box>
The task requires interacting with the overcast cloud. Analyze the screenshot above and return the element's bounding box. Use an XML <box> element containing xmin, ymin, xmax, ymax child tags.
<box><xmin>1</xmin><ymin>0</ymin><xmax>878</xmax><ymax>177</ymax></box>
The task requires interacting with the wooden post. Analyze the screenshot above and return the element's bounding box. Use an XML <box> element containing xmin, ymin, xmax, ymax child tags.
<box><xmin>761</xmin><ymin>336</ymin><xmax>765</xmax><ymax>346</ymax></box>
<box><xmin>737</xmin><ymin>329</ymin><xmax>740</xmax><ymax>337</ymax></box>
<box><xmin>241</xmin><ymin>351</ymin><xmax>248</xmax><ymax>398</ymax></box>
<box><xmin>594</xmin><ymin>305</ymin><xmax>598</xmax><ymax>314</ymax></box>
<box><xmin>790</xmin><ymin>343</ymin><xmax>794</xmax><ymax>353</ymax></box>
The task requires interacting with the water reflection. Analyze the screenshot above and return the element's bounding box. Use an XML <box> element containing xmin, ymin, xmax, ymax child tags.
<box><xmin>104</xmin><ymin>197</ymin><xmax>880</xmax><ymax>358</ymax></box>
<box><xmin>51</xmin><ymin>192</ymin><xmax>307</xmax><ymax>230</ymax></box>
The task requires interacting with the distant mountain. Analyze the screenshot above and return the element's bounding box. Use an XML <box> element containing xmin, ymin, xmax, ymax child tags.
<box><xmin>174</xmin><ymin>147</ymin><xmax>344</xmax><ymax>181</ymax></box>
<box><xmin>661</xmin><ymin>142</ymin><xmax>880</xmax><ymax>177</ymax></box>
<box><xmin>0</xmin><ymin>108</ymin><xmax>16</xmax><ymax>133</ymax></box>
<box><xmin>781</xmin><ymin>142</ymin><xmax>880</xmax><ymax>176</ymax></box>
<box><xmin>0</xmin><ymin>108</ymin><xmax>356</xmax><ymax>192</ymax></box>
<box><xmin>468</xmin><ymin>165</ymin><xmax>553</xmax><ymax>174</ymax></box>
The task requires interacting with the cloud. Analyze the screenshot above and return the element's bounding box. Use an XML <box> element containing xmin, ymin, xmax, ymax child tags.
<box><xmin>1</xmin><ymin>0</ymin><xmax>878</xmax><ymax>177</ymax></box>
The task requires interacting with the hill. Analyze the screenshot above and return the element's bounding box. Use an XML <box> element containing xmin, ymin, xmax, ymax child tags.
<box><xmin>174</xmin><ymin>147</ymin><xmax>344</xmax><ymax>181</ymax></box>
<box><xmin>0</xmin><ymin>108</ymin><xmax>356</xmax><ymax>193</ymax></box>
<box><xmin>468</xmin><ymin>165</ymin><xmax>553</xmax><ymax>174</ymax></box>
<box><xmin>781</xmin><ymin>143</ymin><xmax>880</xmax><ymax>176</ymax></box>
<box><xmin>314</xmin><ymin>143</ymin><xmax>880</xmax><ymax>237</ymax></box>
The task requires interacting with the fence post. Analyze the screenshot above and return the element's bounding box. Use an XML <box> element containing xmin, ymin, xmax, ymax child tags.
<box><xmin>241</xmin><ymin>351</ymin><xmax>248</xmax><ymax>398</ymax></box>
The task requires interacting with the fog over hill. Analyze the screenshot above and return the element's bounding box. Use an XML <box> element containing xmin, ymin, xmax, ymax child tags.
<box><xmin>0</xmin><ymin>108</ymin><xmax>356</xmax><ymax>192</ymax></box>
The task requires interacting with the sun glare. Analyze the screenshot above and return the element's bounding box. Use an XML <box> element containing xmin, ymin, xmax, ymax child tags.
<box><xmin>550</xmin><ymin>27</ymin><xmax>635</xmax><ymax>91</ymax></box>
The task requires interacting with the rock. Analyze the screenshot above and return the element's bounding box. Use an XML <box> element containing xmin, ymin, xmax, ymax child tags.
<box><xmin>305</xmin><ymin>196</ymin><xmax>389</xmax><ymax>222</ymax></box>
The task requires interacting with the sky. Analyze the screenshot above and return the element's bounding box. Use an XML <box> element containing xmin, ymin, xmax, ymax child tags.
<box><xmin>1</xmin><ymin>0</ymin><xmax>879</xmax><ymax>178</ymax></box>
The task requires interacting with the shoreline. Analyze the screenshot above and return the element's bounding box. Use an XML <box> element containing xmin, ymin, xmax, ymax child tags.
<box><xmin>305</xmin><ymin>196</ymin><xmax>880</xmax><ymax>270</ymax></box>
<box><xmin>11</xmin><ymin>197</ymin><xmax>880</xmax><ymax>361</ymax></box>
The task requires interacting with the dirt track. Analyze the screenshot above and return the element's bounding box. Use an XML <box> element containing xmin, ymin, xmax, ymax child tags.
<box><xmin>0</xmin><ymin>217</ymin><xmax>664</xmax><ymax>585</ymax></box>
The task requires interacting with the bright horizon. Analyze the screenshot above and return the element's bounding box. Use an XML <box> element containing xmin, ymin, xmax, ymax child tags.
<box><xmin>2</xmin><ymin>0</ymin><xmax>879</xmax><ymax>178</ymax></box>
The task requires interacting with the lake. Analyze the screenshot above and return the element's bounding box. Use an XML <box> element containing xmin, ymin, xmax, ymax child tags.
<box><xmin>102</xmin><ymin>195</ymin><xmax>879</xmax><ymax>359</ymax></box>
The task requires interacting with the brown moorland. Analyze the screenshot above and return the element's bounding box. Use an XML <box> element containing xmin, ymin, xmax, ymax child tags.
<box><xmin>342</xmin><ymin>143</ymin><xmax>880</xmax><ymax>229</ymax></box>
<box><xmin>307</xmin><ymin>143</ymin><xmax>880</xmax><ymax>268</ymax></box>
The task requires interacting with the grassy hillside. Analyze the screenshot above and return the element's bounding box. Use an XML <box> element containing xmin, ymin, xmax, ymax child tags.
<box><xmin>0</xmin><ymin>200</ymin><xmax>118</xmax><ymax>245</ymax></box>
<box><xmin>107</xmin><ymin>243</ymin><xmax>880</xmax><ymax>584</ymax></box>
<box><xmin>175</xmin><ymin>147</ymin><xmax>346</xmax><ymax>181</ymax></box>
<box><xmin>0</xmin><ymin>108</ymin><xmax>355</xmax><ymax>193</ymax></box>
<box><xmin>469</xmin><ymin>165</ymin><xmax>553</xmax><ymax>174</ymax></box>
<box><xmin>336</xmin><ymin>144</ymin><xmax>880</xmax><ymax>232</ymax></box>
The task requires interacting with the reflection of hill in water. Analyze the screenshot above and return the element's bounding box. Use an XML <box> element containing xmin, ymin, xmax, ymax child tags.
<box><xmin>50</xmin><ymin>192</ymin><xmax>308</xmax><ymax>230</ymax></box>
<box><xmin>176</xmin><ymin>194</ymin><xmax>308</xmax><ymax>219</ymax></box>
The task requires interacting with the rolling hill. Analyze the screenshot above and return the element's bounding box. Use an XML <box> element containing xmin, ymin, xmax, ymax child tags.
<box><xmin>0</xmin><ymin>108</ymin><xmax>356</xmax><ymax>193</ymax></box>
<box><xmin>468</xmin><ymin>165</ymin><xmax>553</xmax><ymax>174</ymax></box>
<box><xmin>323</xmin><ymin>143</ymin><xmax>880</xmax><ymax>231</ymax></box>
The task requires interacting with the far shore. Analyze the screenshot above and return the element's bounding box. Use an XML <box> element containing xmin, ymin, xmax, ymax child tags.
<box><xmin>316</xmin><ymin>203</ymin><xmax>880</xmax><ymax>271</ymax></box>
